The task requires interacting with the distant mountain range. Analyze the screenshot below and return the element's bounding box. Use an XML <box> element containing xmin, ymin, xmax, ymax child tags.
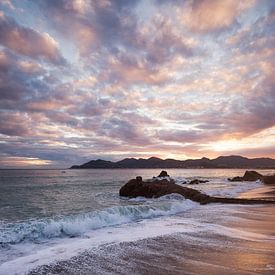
<box><xmin>70</xmin><ymin>155</ymin><xmax>275</xmax><ymax>169</ymax></box>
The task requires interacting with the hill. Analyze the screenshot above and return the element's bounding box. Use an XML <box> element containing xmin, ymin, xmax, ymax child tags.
<box><xmin>70</xmin><ymin>155</ymin><xmax>275</xmax><ymax>169</ymax></box>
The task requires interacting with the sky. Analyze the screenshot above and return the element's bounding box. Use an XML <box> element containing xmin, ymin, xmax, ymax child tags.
<box><xmin>0</xmin><ymin>0</ymin><xmax>275</xmax><ymax>168</ymax></box>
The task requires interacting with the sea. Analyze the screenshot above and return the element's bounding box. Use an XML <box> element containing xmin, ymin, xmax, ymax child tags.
<box><xmin>0</xmin><ymin>168</ymin><xmax>275</xmax><ymax>274</ymax></box>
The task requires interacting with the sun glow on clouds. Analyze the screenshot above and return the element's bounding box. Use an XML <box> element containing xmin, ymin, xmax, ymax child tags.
<box><xmin>0</xmin><ymin>0</ymin><xmax>274</xmax><ymax>168</ymax></box>
<box><xmin>0</xmin><ymin>156</ymin><xmax>52</xmax><ymax>167</ymax></box>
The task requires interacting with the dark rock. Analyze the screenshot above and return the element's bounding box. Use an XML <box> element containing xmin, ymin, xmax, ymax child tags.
<box><xmin>189</xmin><ymin>179</ymin><xmax>199</xmax><ymax>185</ymax></box>
<box><xmin>243</xmin><ymin>171</ymin><xmax>263</xmax><ymax>181</ymax></box>
<box><xmin>119</xmin><ymin>175</ymin><xmax>275</xmax><ymax>205</ymax></box>
<box><xmin>189</xmin><ymin>179</ymin><xmax>209</xmax><ymax>184</ymax></box>
<box><xmin>263</xmin><ymin>175</ymin><xmax>275</xmax><ymax>185</ymax></box>
<box><xmin>158</xmin><ymin>170</ymin><xmax>169</xmax><ymax>177</ymax></box>
<box><xmin>119</xmin><ymin>177</ymin><xmax>212</xmax><ymax>204</ymax></box>
<box><xmin>228</xmin><ymin>171</ymin><xmax>263</xmax><ymax>182</ymax></box>
<box><xmin>136</xmin><ymin>176</ymin><xmax>142</xmax><ymax>182</ymax></box>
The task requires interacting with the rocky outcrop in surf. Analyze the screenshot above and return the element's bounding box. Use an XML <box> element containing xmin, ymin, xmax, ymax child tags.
<box><xmin>119</xmin><ymin>172</ymin><xmax>275</xmax><ymax>205</ymax></box>
<box><xmin>228</xmin><ymin>170</ymin><xmax>263</xmax><ymax>182</ymax></box>
<box><xmin>119</xmin><ymin>176</ymin><xmax>212</xmax><ymax>204</ymax></box>
<box><xmin>228</xmin><ymin>171</ymin><xmax>275</xmax><ymax>185</ymax></box>
<box><xmin>263</xmin><ymin>175</ymin><xmax>275</xmax><ymax>185</ymax></box>
<box><xmin>157</xmin><ymin>170</ymin><xmax>169</xmax><ymax>177</ymax></box>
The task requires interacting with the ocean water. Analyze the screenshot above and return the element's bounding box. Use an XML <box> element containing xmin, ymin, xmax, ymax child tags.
<box><xmin>0</xmin><ymin>168</ymin><xmax>274</xmax><ymax>274</ymax></box>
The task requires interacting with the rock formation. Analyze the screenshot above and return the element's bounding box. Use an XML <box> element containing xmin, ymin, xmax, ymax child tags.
<box><xmin>228</xmin><ymin>170</ymin><xmax>263</xmax><ymax>182</ymax></box>
<box><xmin>157</xmin><ymin>170</ymin><xmax>169</xmax><ymax>177</ymax></box>
<box><xmin>119</xmin><ymin>173</ymin><xmax>275</xmax><ymax>205</ymax></box>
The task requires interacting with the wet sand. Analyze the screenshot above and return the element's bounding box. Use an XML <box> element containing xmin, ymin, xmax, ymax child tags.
<box><xmin>234</xmin><ymin>185</ymin><xmax>275</xmax><ymax>237</ymax></box>
<box><xmin>239</xmin><ymin>185</ymin><xmax>275</xmax><ymax>200</ymax></box>
<box><xmin>29</xmin><ymin>185</ymin><xmax>275</xmax><ymax>275</ymax></box>
<box><xmin>29</xmin><ymin>231</ymin><xmax>275</xmax><ymax>275</ymax></box>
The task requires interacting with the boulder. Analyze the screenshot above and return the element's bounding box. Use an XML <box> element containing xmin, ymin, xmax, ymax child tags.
<box><xmin>119</xmin><ymin>177</ymin><xmax>212</xmax><ymax>204</ymax></box>
<box><xmin>243</xmin><ymin>171</ymin><xmax>263</xmax><ymax>181</ymax></box>
<box><xmin>228</xmin><ymin>170</ymin><xmax>263</xmax><ymax>182</ymax></box>
<box><xmin>263</xmin><ymin>175</ymin><xmax>275</xmax><ymax>185</ymax></box>
<box><xmin>158</xmin><ymin>170</ymin><xmax>169</xmax><ymax>177</ymax></box>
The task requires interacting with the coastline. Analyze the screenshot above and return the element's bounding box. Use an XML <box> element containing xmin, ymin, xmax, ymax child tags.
<box><xmin>28</xmin><ymin>184</ymin><xmax>275</xmax><ymax>275</ymax></box>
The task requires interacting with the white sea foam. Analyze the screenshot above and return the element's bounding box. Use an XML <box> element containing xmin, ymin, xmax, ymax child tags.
<box><xmin>0</xmin><ymin>198</ymin><xmax>197</xmax><ymax>274</ymax></box>
<box><xmin>174</xmin><ymin>176</ymin><xmax>188</xmax><ymax>184</ymax></box>
<box><xmin>0</xmin><ymin>197</ymin><xmax>196</xmax><ymax>245</ymax></box>
<box><xmin>174</xmin><ymin>177</ymin><xmax>263</xmax><ymax>198</ymax></box>
<box><xmin>0</xmin><ymin>216</ymin><xmax>195</xmax><ymax>275</ymax></box>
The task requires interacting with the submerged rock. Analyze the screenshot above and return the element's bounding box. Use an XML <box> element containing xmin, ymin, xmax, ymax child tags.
<box><xmin>189</xmin><ymin>179</ymin><xmax>209</xmax><ymax>185</ymax></box>
<box><xmin>228</xmin><ymin>170</ymin><xmax>263</xmax><ymax>182</ymax></box>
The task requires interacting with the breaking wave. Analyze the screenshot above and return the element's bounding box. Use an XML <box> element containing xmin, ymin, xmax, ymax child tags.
<box><xmin>0</xmin><ymin>195</ymin><xmax>196</xmax><ymax>245</ymax></box>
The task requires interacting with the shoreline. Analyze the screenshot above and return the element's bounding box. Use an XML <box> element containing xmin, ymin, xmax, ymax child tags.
<box><xmin>28</xmin><ymin>205</ymin><xmax>275</xmax><ymax>275</ymax></box>
<box><xmin>28</xmin><ymin>185</ymin><xmax>275</xmax><ymax>275</ymax></box>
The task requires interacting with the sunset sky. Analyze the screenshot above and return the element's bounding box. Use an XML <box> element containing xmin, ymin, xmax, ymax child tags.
<box><xmin>0</xmin><ymin>0</ymin><xmax>274</xmax><ymax>168</ymax></box>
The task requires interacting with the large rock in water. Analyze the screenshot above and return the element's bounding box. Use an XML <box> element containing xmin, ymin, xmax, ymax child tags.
<box><xmin>243</xmin><ymin>171</ymin><xmax>263</xmax><ymax>181</ymax></box>
<box><xmin>263</xmin><ymin>175</ymin><xmax>275</xmax><ymax>185</ymax></box>
<box><xmin>228</xmin><ymin>170</ymin><xmax>263</xmax><ymax>182</ymax></box>
<box><xmin>119</xmin><ymin>176</ymin><xmax>212</xmax><ymax>204</ymax></box>
<box><xmin>158</xmin><ymin>170</ymin><xmax>169</xmax><ymax>177</ymax></box>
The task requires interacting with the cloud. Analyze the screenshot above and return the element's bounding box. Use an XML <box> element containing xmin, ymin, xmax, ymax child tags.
<box><xmin>157</xmin><ymin>129</ymin><xmax>215</xmax><ymax>143</ymax></box>
<box><xmin>0</xmin><ymin>0</ymin><xmax>15</xmax><ymax>10</ymax></box>
<box><xmin>177</xmin><ymin>0</ymin><xmax>255</xmax><ymax>33</ymax></box>
<box><xmin>34</xmin><ymin>0</ymin><xmax>140</xmax><ymax>56</ymax></box>
<box><xmin>0</xmin><ymin>156</ymin><xmax>53</xmax><ymax>168</ymax></box>
<box><xmin>97</xmin><ymin>116</ymin><xmax>154</xmax><ymax>146</ymax></box>
<box><xmin>0</xmin><ymin>12</ymin><xmax>65</xmax><ymax>64</ymax></box>
<box><xmin>0</xmin><ymin>111</ymin><xmax>31</xmax><ymax>136</ymax></box>
<box><xmin>27</xmin><ymin>100</ymin><xmax>65</xmax><ymax>112</ymax></box>
<box><xmin>17</xmin><ymin>60</ymin><xmax>44</xmax><ymax>74</ymax></box>
<box><xmin>0</xmin><ymin>48</ymin><xmax>53</xmax><ymax>109</ymax></box>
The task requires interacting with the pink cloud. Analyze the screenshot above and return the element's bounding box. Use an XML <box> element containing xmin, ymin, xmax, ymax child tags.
<box><xmin>178</xmin><ymin>0</ymin><xmax>255</xmax><ymax>33</ymax></box>
<box><xmin>0</xmin><ymin>12</ymin><xmax>64</xmax><ymax>64</ymax></box>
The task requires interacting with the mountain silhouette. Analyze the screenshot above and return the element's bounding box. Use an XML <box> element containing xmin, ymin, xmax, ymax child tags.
<box><xmin>70</xmin><ymin>155</ymin><xmax>275</xmax><ymax>169</ymax></box>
